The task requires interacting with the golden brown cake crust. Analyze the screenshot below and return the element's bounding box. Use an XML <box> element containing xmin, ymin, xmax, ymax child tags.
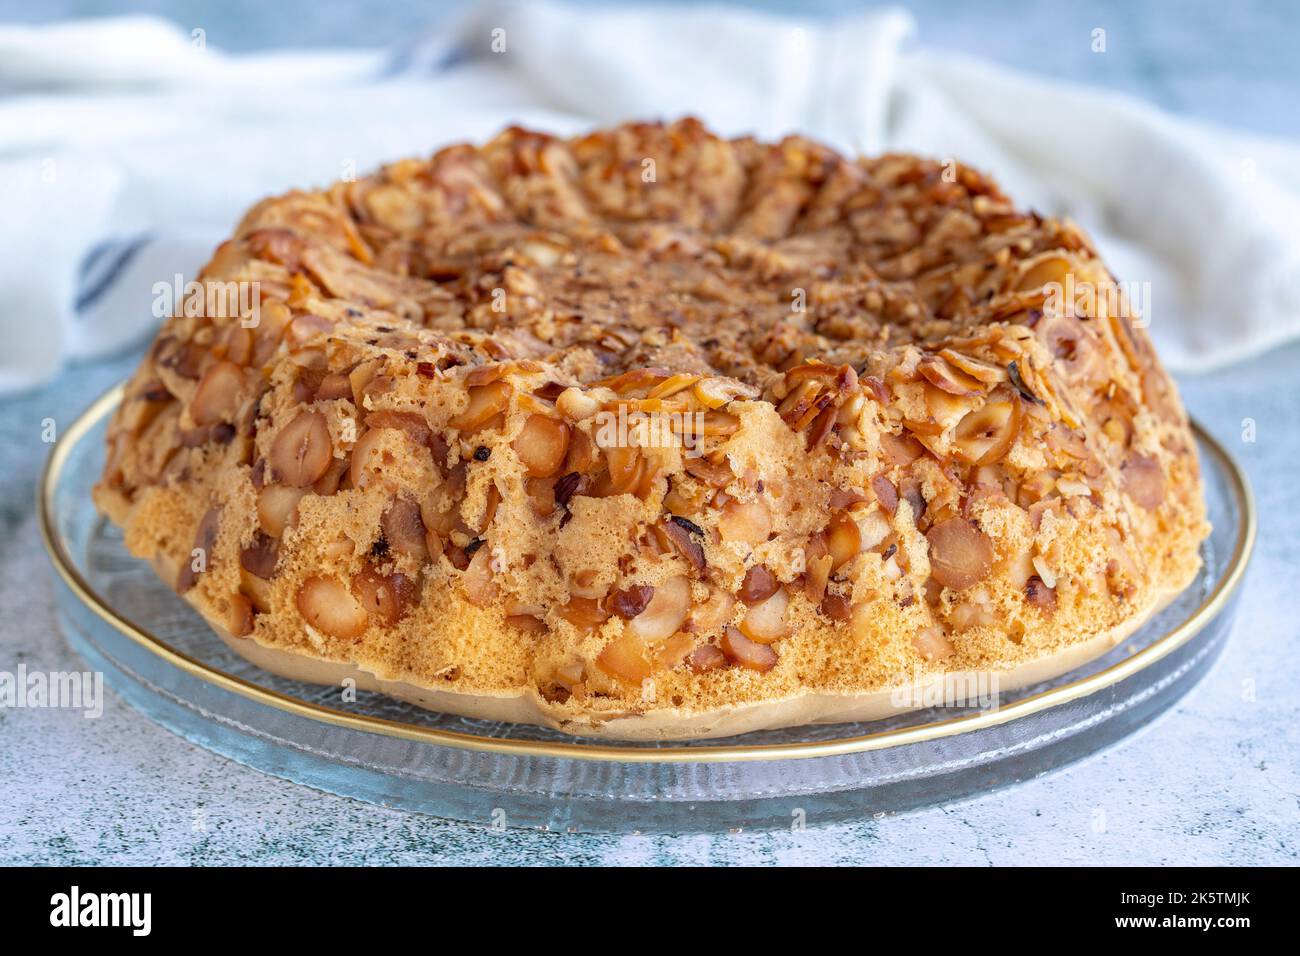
<box><xmin>95</xmin><ymin>118</ymin><xmax>1209</xmax><ymax>740</ymax></box>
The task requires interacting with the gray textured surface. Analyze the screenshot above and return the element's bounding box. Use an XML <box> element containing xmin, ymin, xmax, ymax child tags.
<box><xmin>2</xmin><ymin>0</ymin><xmax>1298</xmax><ymax>865</ymax></box>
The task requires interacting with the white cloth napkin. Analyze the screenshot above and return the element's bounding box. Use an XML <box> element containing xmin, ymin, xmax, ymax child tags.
<box><xmin>4</xmin><ymin>4</ymin><xmax>1299</xmax><ymax>393</ymax></box>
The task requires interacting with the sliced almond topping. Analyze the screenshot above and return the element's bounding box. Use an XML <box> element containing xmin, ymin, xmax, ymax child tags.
<box><xmin>297</xmin><ymin>575</ymin><xmax>368</xmax><ymax>639</ymax></box>
<box><xmin>176</xmin><ymin>506</ymin><xmax>221</xmax><ymax>593</ymax></box>
<box><xmin>525</xmin><ymin>476</ymin><xmax>557</xmax><ymax>517</ymax></box>
<box><xmin>804</xmin><ymin>553</ymin><xmax>834</xmax><ymax>604</ymax></box>
<box><xmin>653</xmin><ymin>631</ymin><xmax>695</xmax><ymax>671</ymax></box>
<box><xmin>315</xmin><ymin>371</ymin><xmax>353</xmax><ymax>402</ymax></box>
<box><xmin>222</xmin><ymin>325</ymin><xmax>254</xmax><ymax>367</ymax></box>
<box><xmin>239</xmin><ymin>567</ymin><xmax>272</xmax><ymax>613</ymax></box>
<box><xmin>925</xmin><ymin>517</ymin><xmax>995</xmax><ymax>590</ymax></box>
<box><xmin>683</xmin><ymin>455</ymin><xmax>735</xmax><ymax>488</ymax></box>
<box><xmin>918</xmin><ymin>354</ymin><xmax>982</xmax><ymax>396</ymax></box>
<box><xmin>694</xmin><ymin>377</ymin><xmax>758</xmax><ymax>409</ymax></box>
<box><xmin>674</xmin><ymin>410</ymin><xmax>740</xmax><ymax>438</ymax></box>
<box><xmin>465</xmin><ymin>364</ymin><xmax>506</xmax><ymax>388</ymax></box>
<box><xmin>924</xmin><ymin>383</ymin><xmax>974</xmax><ymax>423</ymax></box>
<box><xmin>852</xmin><ymin>506</ymin><xmax>891</xmax><ymax>553</ymax></box>
<box><xmin>952</xmin><ymin>394</ymin><xmax>1022</xmax><ymax>465</ymax></box>
<box><xmin>646</xmin><ymin>372</ymin><xmax>700</xmax><ymax>400</ymax></box>
<box><xmin>880</xmin><ymin>431</ymin><xmax>924</xmax><ymax>467</ymax></box>
<box><xmin>939</xmin><ymin>349</ymin><xmax>1008</xmax><ymax>384</ymax></box>
<box><xmin>601</xmin><ymin>446</ymin><xmax>643</xmax><ymax>496</ymax></box>
<box><xmin>1055</xmin><ymin>477</ymin><xmax>1092</xmax><ymax>498</ymax></box>
<box><xmin>563</xmin><ymin>429</ymin><xmax>598</xmax><ymax>473</ymax></box>
<box><xmin>829</xmin><ymin>487</ymin><xmax>868</xmax><ymax>509</ymax></box>
<box><xmin>285</xmin><ymin>314</ymin><xmax>333</xmax><ymax>347</ymax></box>
<box><xmin>1002</xmin><ymin>551</ymin><xmax>1036</xmax><ymax>589</ymax></box>
<box><xmin>720</xmin><ymin>626</ymin><xmax>778</xmax><ymax>672</ymax></box>
<box><xmin>871</xmin><ymin>474</ymin><xmax>899</xmax><ymax>513</ymax></box>
<box><xmin>311</xmin><ymin>454</ymin><xmax>349</xmax><ymax>496</ymax></box>
<box><xmin>270</xmin><ymin>410</ymin><xmax>333</xmax><ymax>487</ymax></box>
<box><xmin>949</xmin><ymin>599</ymin><xmax>998</xmax><ymax>631</ymax></box>
<box><xmin>366</xmin><ymin>410</ymin><xmax>435</xmax><ymax>451</ymax></box>
<box><xmin>348</xmin><ymin>358</ymin><xmax>384</xmax><ymax>405</ymax></box>
<box><xmin>1015</xmin><ymin>255</ymin><xmax>1071</xmax><ymax>292</ymax></box>
<box><xmin>506</xmin><ymin>614</ymin><xmax>548</xmax><ymax>635</ymax></box>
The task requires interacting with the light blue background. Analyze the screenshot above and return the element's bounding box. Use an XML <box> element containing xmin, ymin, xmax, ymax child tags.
<box><xmin>1</xmin><ymin>1</ymin><xmax>1296</xmax><ymax>864</ymax></box>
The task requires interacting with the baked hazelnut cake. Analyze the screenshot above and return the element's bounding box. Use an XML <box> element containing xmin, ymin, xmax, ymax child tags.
<box><xmin>94</xmin><ymin>118</ymin><xmax>1209</xmax><ymax>739</ymax></box>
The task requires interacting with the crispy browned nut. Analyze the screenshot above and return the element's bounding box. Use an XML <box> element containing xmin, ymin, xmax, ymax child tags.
<box><xmin>257</xmin><ymin>484</ymin><xmax>305</xmax><ymax>537</ymax></box>
<box><xmin>1121</xmin><ymin>452</ymin><xmax>1165</xmax><ymax>511</ymax></box>
<box><xmin>177</xmin><ymin>506</ymin><xmax>221</xmax><ymax>593</ymax></box>
<box><xmin>513</xmin><ymin>414</ymin><xmax>570</xmax><ymax>477</ymax></box>
<box><xmin>626</xmin><ymin>575</ymin><xmax>690</xmax><ymax>642</ymax></box>
<box><xmin>918</xmin><ymin>354</ymin><xmax>982</xmax><ymax>396</ymax></box>
<box><xmin>461</xmin><ymin>545</ymin><xmax>497</xmax><ymax>607</ymax></box>
<box><xmin>608</xmin><ymin>584</ymin><xmax>654</xmax><ymax>619</ymax></box>
<box><xmin>190</xmin><ymin>361</ymin><xmax>243</xmax><ymax>426</ymax></box>
<box><xmin>820</xmin><ymin>592</ymin><xmax>852</xmax><ymax>621</ymax></box>
<box><xmin>450</xmin><ymin>380</ymin><xmax>513</xmax><ymax>431</ymax></box>
<box><xmin>381</xmin><ymin>497</ymin><xmax>429</xmax><ymax>562</ymax></box>
<box><xmin>297</xmin><ymin>575</ymin><xmax>368</xmax><ymax>639</ymax></box>
<box><xmin>952</xmin><ymin>393</ymin><xmax>1022</xmax><ymax>465</ymax></box>
<box><xmin>270</xmin><ymin>410</ymin><xmax>332</xmax><ymax>487</ymax></box>
<box><xmin>226</xmin><ymin>592</ymin><xmax>255</xmax><ymax>637</ymax></box>
<box><xmin>1025</xmin><ymin>575</ymin><xmax>1057</xmax><ymax>613</ymax></box>
<box><xmin>351</xmin><ymin>566</ymin><xmax>418</xmax><ymax>627</ymax></box>
<box><xmin>687</xmin><ymin>643</ymin><xmax>728</xmax><ymax>673</ymax></box>
<box><xmin>825</xmin><ymin>510</ymin><xmax>862</xmax><ymax>570</ymax></box>
<box><xmin>738</xmin><ymin>564</ymin><xmax>779</xmax><ymax>604</ymax></box>
<box><xmin>596</xmin><ymin>632</ymin><xmax>652</xmax><ymax>684</ymax></box>
<box><xmin>239</xmin><ymin>531</ymin><xmax>279</xmax><ymax>579</ymax></box>
<box><xmin>718</xmin><ymin>496</ymin><xmax>772</xmax><ymax>546</ymax></box>
<box><xmin>871</xmin><ymin>474</ymin><xmax>899</xmax><ymax>513</ymax></box>
<box><xmin>556</xmin><ymin>596</ymin><xmax>610</xmax><ymax>630</ymax></box>
<box><xmin>720</xmin><ymin>625</ymin><xmax>778</xmax><ymax>671</ymax></box>
<box><xmin>683</xmin><ymin>455</ymin><xmax>735</xmax><ymax>488</ymax></box>
<box><xmin>662</xmin><ymin>517</ymin><xmax>706</xmax><ymax>570</ymax></box>
<box><xmin>738</xmin><ymin>587</ymin><xmax>789</xmax><ymax>643</ymax></box>
<box><xmin>925</xmin><ymin>517</ymin><xmax>994</xmax><ymax>590</ymax></box>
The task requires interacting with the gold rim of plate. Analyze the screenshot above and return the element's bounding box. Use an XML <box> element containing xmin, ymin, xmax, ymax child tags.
<box><xmin>39</xmin><ymin>384</ymin><xmax>1256</xmax><ymax>764</ymax></box>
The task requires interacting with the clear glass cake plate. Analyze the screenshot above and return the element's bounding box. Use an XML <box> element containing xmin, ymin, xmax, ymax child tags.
<box><xmin>40</xmin><ymin>385</ymin><xmax>1255</xmax><ymax>833</ymax></box>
